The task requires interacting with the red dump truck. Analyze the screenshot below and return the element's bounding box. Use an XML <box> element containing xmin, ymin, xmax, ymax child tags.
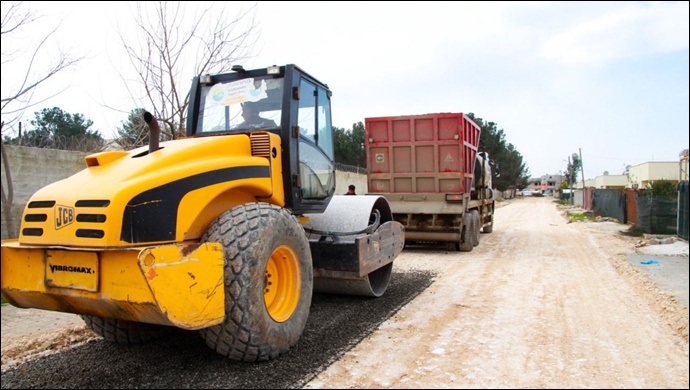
<box><xmin>365</xmin><ymin>113</ymin><xmax>496</xmax><ymax>251</ymax></box>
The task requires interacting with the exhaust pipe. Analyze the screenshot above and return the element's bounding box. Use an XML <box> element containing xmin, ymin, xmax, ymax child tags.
<box><xmin>143</xmin><ymin>111</ymin><xmax>161</xmax><ymax>153</ymax></box>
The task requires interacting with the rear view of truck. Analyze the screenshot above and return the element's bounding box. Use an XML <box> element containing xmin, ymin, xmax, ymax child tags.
<box><xmin>365</xmin><ymin>113</ymin><xmax>495</xmax><ymax>251</ymax></box>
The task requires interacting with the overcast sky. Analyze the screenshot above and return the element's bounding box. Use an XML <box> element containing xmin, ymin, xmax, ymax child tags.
<box><xmin>1</xmin><ymin>1</ymin><xmax>688</xmax><ymax>180</ymax></box>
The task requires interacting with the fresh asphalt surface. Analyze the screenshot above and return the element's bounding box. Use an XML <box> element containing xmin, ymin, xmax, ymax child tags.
<box><xmin>624</xmin><ymin>253</ymin><xmax>689</xmax><ymax>307</ymax></box>
<box><xmin>0</xmin><ymin>270</ymin><xmax>436</xmax><ymax>389</ymax></box>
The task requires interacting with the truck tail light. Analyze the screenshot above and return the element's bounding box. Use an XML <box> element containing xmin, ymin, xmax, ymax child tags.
<box><xmin>446</xmin><ymin>194</ymin><xmax>463</xmax><ymax>202</ymax></box>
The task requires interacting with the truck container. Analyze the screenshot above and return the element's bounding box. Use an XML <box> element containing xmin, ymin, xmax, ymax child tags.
<box><xmin>365</xmin><ymin>113</ymin><xmax>495</xmax><ymax>251</ymax></box>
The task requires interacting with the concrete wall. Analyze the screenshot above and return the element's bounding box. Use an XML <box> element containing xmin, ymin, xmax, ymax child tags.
<box><xmin>573</xmin><ymin>179</ymin><xmax>585</xmax><ymax>189</ymax></box>
<box><xmin>1</xmin><ymin>145</ymin><xmax>88</xmax><ymax>239</ymax></box>
<box><xmin>335</xmin><ymin>171</ymin><xmax>367</xmax><ymax>195</ymax></box>
<box><xmin>1</xmin><ymin>144</ymin><xmax>368</xmax><ymax>240</ymax></box>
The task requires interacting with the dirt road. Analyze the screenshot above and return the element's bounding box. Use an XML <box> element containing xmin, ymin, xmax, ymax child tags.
<box><xmin>305</xmin><ymin>197</ymin><xmax>689</xmax><ymax>389</ymax></box>
<box><xmin>1</xmin><ymin>197</ymin><xmax>688</xmax><ymax>388</ymax></box>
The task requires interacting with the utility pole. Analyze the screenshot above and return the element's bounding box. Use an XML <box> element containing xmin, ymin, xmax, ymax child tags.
<box><xmin>579</xmin><ymin>148</ymin><xmax>585</xmax><ymax>191</ymax></box>
<box><xmin>568</xmin><ymin>155</ymin><xmax>574</xmax><ymax>205</ymax></box>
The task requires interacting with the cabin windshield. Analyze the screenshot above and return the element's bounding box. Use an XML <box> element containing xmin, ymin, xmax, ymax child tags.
<box><xmin>197</xmin><ymin>76</ymin><xmax>283</xmax><ymax>133</ymax></box>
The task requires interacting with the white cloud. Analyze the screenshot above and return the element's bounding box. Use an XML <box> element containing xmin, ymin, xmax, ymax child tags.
<box><xmin>541</xmin><ymin>2</ymin><xmax>689</xmax><ymax>66</ymax></box>
<box><xmin>1</xmin><ymin>1</ymin><xmax>687</xmax><ymax>180</ymax></box>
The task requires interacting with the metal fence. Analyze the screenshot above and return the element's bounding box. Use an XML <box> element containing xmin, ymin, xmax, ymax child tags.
<box><xmin>335</xmin><ymin>162</ymin><xmax>367</xmax><ymax>174</ymax></box>
<box><xmin>592</xmin><ymin>189</ymin><xmax>627</xmax><ymax>224</ymax></box>
<box><xmin>679</xmin><ymin>181</ymin><xmax>689</xmax><ymax>240</ymax></box>
<box><xmin>586</xmin><ymin>187</ymin><xmax>689</xmax><ymax>238</ymax></box>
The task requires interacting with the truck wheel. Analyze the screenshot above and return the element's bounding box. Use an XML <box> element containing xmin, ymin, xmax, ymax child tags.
<box><xmin>470</xmin><ymin>210</ymin><xmax>480</xmax><ymax>247</ymax></box>
<box><xmin>199</xmin><ymin>202</ymin><xmax>313</xmax><ymax>362</ymax></box>
<box><xmin>457</xmin><ymin>213</ymin><xmax>474</xmax><ymax>252</ymax></box>
<box><xmin>482</xmin><ymin>206</ymin><xmax>494</xmax><ymax>234</ymax></box>
<box><xmin>483</xmin><ymin>219</ymin><xmax>494</xmax><ymax>233</ymax></box>
<box><xmin>80</xmin><ymin>315</ymin><xmax>172</xmax><ymax>344</ymax></box>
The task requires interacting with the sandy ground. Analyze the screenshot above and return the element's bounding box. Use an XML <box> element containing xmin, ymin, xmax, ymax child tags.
<box><xmin>304</xmin><ymin>197</ymin><xmax>689</xmax><ymax>389</ymax></box>
<box><xmin>2</xmin><ymin>197</ymin><xmax>689</xmax><ymax>388</ymax></box>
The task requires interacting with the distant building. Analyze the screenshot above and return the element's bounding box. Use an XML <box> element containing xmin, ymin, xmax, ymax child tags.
<box><xmin>527</xmin><ymin>174</ymin><xmax>565</xmax><ymax>193</ymax></box>
<box><xmin>573</xmin><ymin>161</ymin><xmax>682</xmax><ymax>189</ymax></box>
<box><xmin>573</xmin><ymin>173</ymin><xmax>626</xmax><ymax>189</ymax></box>
<box><xmin>626</xmin><ymin>161</ymin><xmax>681</xmax><ymax>189</ymax></box>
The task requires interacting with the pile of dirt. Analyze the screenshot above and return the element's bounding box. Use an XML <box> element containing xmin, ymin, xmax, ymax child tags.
<box><xmin>1</xmin><ymin>325</ymin><xmax>97</xmax><ymax>372</ymax></box>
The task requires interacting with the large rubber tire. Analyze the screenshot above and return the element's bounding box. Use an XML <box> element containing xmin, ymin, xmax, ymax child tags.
<box><xmin>483</xmin><ymin>217</ymin><xmax>494</xmax><ymax>233</ymax></box>
<box><xmin>482</xmin><ymin>205</ymin><xmax>494</xmax><ymax>234</ymax></box>
<box><xmin>457</xmin><ymin>213</ymin><xmax>474</xmax><ymax>252</ymax></box>
<box><xmin>199</xmin><ymin>203</ymin><xmax>313</xmax><ymax>362</ymax></box>
<box><xmin>80</xmin><ymin>315</ymin><xmax>173</xmax><ymax>344</ymax></box>
<box><xmin>470</xmin><ymin>210</ymin><xmax>480</xmax><ymax>247</ymax></box>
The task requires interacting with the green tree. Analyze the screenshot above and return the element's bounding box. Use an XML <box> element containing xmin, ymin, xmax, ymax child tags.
<box><xmin>466</xmin><ymin>113</ymin><xmax>530</xmax><ymax>191</ymax></box>
<box><xmin>116</xmin><ymin>108</ymin><xmax>148</xmax><ymax>150</ymax></box>
<box><xmin>115</xmin><ymin>108</ymin><xmax>172</xmax><ymax>150</ymax></box>
<box><xmin>564</xmin><ymin>153</ymin><xmax>582</xmax><ymax>187</ymax></box>
<box><xmin>7</xmin><ymin>107</ymin><xmax>104</xmax><ymax>152</ymax></box>
<box><xmin>334</xmin><ymin>121</ymin><xmax>366</xmax><ymax>167</ymax></box>
<box><xmin>646</xmin><ymin>179</ymin><xmax>677</xmax><ymax>199</ymax></box>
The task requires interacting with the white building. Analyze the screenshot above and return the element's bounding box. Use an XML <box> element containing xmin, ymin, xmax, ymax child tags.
<box><xmin>572</xmin><ymin>161</ymin><xmax>683</xmax><ymax>189</ymax></box>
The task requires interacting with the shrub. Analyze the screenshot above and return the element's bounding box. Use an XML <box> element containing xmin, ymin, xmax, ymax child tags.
<box><xmin>645</xmin><ymin>179</ymin><xmax>677</xmax><ymax>199</ymax></box>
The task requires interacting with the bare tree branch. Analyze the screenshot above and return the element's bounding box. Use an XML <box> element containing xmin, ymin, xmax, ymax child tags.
<box><xmin>1</xmin><ymin>1</ymin><xmax>84</xmax><ymax>239</ymax></box>
<box><xmin>118</xmin><ymin>1</ymin><xmax>259</xmax><ymax>139</ymax></box>
<box><xmin>0</xmin><ymin>1</ymin><xmax>36</xmax><ymax>36</ymax></box>
<box><xmin>1</xmin><ymin>1</ymin><xmax>84</xmax><ymax>134</ymax></box>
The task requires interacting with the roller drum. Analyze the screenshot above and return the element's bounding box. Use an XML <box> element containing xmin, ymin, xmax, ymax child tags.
<box><xmin>303</xmin><ymin>195</ymin><xmax>404</xmax><ymax>297</ymax></box>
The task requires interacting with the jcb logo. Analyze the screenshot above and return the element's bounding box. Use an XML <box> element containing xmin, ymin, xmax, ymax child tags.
<box><xmin>55</xmin><ymin>205</ymin><xmax>75</xmax><ymax>230</ymax></box>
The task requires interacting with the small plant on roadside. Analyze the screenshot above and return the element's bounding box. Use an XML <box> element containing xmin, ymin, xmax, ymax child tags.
<box><xmin>620</xmin><ymin>224</ymin><xmax>645</xmax><ymax>237</ymax></box>
<box><xmin>567</xmin><ymin>211</ymin><xmax>597</xmax><ymax>222</ymax></box>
